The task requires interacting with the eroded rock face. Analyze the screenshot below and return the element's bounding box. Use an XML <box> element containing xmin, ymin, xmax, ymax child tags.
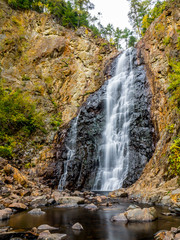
<box><xmin>55</xmin><ymin>48</ymin><xmax>154</xmax><ymax>190</ymax></box>
<box><xmin>127</xmin><ymin>2</ymin><xmax>180</xmax><ymax>204</ymax></box>
<box><xmin>0</xmin><ymin>0</ymin><xmax>118</xmax><ymax>167</ymax></box>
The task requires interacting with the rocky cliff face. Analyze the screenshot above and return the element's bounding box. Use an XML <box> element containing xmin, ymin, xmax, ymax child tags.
<box><xmin>0</xmin><ymin>0</ymin><xmax>117</xmax><ymax>168</ymax></box>
<box><xmin>54</xmin><ymin>48</ymin><xmax>154</xmax><ymax>190</ymax></box>
<box><xmin>127</xmin><ymin>3</ymin><xmax>180</xmax><ymax>205</ymax></box>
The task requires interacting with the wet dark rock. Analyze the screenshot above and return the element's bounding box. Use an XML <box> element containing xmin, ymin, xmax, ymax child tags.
<box><xmin>54</xmin><ymin>48</ymin><xmax>154</xmax><ymax>190</ymax></box>
<box><xmin>0</xmin><ymin>204</ymin><xmax>5</xmax><ymax>210</ymax></box>
<box><xmin>0</xmin><ymin>232</ymin><xmax>38</xmax><ymax>240</ymax></box>
<box><xmin>47</xmin><ymin>198</ymin><xmax>56</xmax><ymax>206</ymax></box>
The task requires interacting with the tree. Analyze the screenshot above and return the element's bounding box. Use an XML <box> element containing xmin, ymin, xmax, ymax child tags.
<box><xmin>128</xmin><ymin>35</ymin><xmax>137</xmax><ymax>47</ymax></box>
<box><xmin>122</xmin><ymin>27</ymin><xmax>132</xmax><ymax>48</ymax></box>
<box><xmin>114</xmin><ymin>27</ymin><xmax>123</xmax><ymax>49</ymax></box>
<box><xmin>127</xmin><ymin>0</ymin><xmax>152</xmax><ymax>37</ymax></box>
<box><xmin>104</xmin><ymin>23</ymin><xmax>114</xmax><ymax>41</ymax></box>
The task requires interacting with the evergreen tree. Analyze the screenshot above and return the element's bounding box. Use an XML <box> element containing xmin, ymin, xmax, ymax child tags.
<box><xmin>127</xmin><ymin>0</ymin><xmax>152</xmax><ymax>37</ymax></box>
<box><xmin>128</xmin><ymin>35</ymin><xmax>137</xmax><ymax>47</ymax></box>
<box><xmin>114</xmin><ymin>27</ymin><xmax>123</xmax><ymax>49</ymax></box>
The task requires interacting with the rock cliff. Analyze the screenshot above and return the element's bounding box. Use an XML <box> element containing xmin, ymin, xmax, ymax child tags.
<box><xmin>0</xmin><ymin>0</ymin><xmax>117</xmax><ymax>168</ymax></box>
<box><xmin>127</xmin><ymin>2</ymin><xmax>180</xmax><ymax>205</ymax></box>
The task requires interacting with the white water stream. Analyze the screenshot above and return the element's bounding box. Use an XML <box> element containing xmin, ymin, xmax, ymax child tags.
<box><xmin>93</xmin><ymin>49</ymin><xmax>134</xmax><ymax>191</ymax></box>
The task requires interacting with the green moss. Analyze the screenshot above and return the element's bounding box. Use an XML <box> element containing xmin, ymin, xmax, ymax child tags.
<box><xmin>163</xmin><ymin>36</ymin><xmax>171</xmax><ymax>46</ymax></box>
<box><xmin>50</xmin><ymin>112</ymin><xmax>62</xmax><ymax>130</ymax></box>
<box><xmin>167</xmin><ymin>60</ymin><xmax>180</xmax><ymax>110</ymax></box>
<box><xmin>22</xmin><ymin>74</ymin><xmax>30</xmax><ymax>81</ymax></box>
<box><xmin>0</xmin><ymin>146</ymin><xmax>13</xmax><ymax>159</ymax></box>
<box><xmin>168</xmin><ymin>136</ymin><xmax>180</xmax><ymax>176</ymax></box>
<box><xmin>167</xmin><ymin>124</ymin><xmax>175</xmax><ymax>134</ymax></box>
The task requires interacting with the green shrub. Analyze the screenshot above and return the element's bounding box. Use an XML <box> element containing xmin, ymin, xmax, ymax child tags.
<box><xmin>0</xmin><ymin>84</ymin><xmax>45</xmax><ymax>159</ymax></box>
<box><xmin>168</xmin><ymin>137</ymin><xmax>180</xmax><ymax>176</ymax></box>
<box><xmin>0</xmin><ymin>146</ymin><xmax>13</xmax><ymax>158</ymax></box>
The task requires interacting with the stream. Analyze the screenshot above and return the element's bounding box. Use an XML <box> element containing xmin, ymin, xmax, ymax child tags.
<box><xmin>1</xmin><ymin>200</ymin><xmax>180</xmax><ymax>240</ymax></box>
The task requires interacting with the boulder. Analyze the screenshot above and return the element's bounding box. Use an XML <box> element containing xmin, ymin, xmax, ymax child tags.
<box><xmin>126</xmin><ymin>207</ymin><xmax>157</xmax><ymax>222</ymax></box>
<box><xmin>56</xmin><ymin>204</ymin><xmax>78</xmax><ymax>208</ymax></box>
<box><xmin>8</xmin><ymin>203</ymin><xmax>28</xmax><ymax>210</ymax></box>
<box><xmin>55</xmin><ymin>197</ymin><xmax>84</xmax><ymax>205</ymax></box>
<box><xmin>127</xmin><ymin>205</ymin><xmax>140</xmax><ymax>211</ymax></box>
<box><xmin>28</xmin><ymin>208</ymin><xmax>46</xmax><ymax>215</ymax></box>
<box><xmin>38</xmin><ymin>224</ymin><xmax>58</xmax><ymax>231</ymax></box>
<box><xmin>4</xmin><ymin>164</ymin><xmax>29</xmax><ymax>187</ymax></box>
<box><xmin>84</xmin><ymin>203</ymin><xmax>98</xmax><ymax>211</ymax></box>
<box><xmin>38</xmin><ymin>230</ymin><xmax>67</xmax><ymax>240</ymax></box>
<box><xmin>0</xmin><ymin>208</ymin><xmax>13</xmax><ymax>220</ymax></box>
<box><xmin>31</xmin><ymin>196</ymin><xmax>48</xmax><ymax>207</ymax></box>
<box><xmin>72</xmin><ymin>222</ymin><xmax>84</xmax><ymax>230</ymax></box>
<box><xmin>111</xmin><ymin>213</ymin><xmax>128</xmax><ymax>222</ymax></box>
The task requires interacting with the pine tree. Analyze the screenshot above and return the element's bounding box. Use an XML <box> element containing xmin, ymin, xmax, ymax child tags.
<box><xmin>127</xmin><ymin>0</ymin><xmax>152</xmax><ymax>37</ymax></box>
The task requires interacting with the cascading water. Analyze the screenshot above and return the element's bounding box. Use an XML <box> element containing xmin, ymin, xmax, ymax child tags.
<box><xmin>56</xmin><ymin>47</ymin><xmax>154</xmax><ymax>191</ymax></box>
<box><xmin>58</xmin><ymin>113</ymin><xmax>79</xmax><ymax>190</ymax></box>
<box><xmin>93</xmin><ymin>49</ymin><xmax>135</xmax><ymax>191</ymax></box>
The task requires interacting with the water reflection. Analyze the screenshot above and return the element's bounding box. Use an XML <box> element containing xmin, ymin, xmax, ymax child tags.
<box><xmin>1</xmin><ymin>203</ymin><xmax>180</xmax><ymax>240</ymax></box>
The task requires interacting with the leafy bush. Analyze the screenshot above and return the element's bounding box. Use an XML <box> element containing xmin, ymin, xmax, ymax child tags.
<box><xmin>0</xmin><ymin>85</ymin><xmax>45</xmax><ymax>159</ymax></box>
<box><xmin>168</xmin><ymin>137</ymin><xmax>180</xmax><ymax>176</ymax></box>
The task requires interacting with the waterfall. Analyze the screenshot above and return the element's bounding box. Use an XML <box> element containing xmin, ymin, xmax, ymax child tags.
<box><xmin>58</xmin><ymin>113</ymin><xmax>79</xmax><ymax>190</ymax></box>
<box><xmin>56</xmin><ymin>47</ymin><xmax>154</xmax><ymax>191</ymax></box>
<box><xmin>93</xmin><ymin>49</ymin><xmax>135</xmax><ymax>191</ymax></box>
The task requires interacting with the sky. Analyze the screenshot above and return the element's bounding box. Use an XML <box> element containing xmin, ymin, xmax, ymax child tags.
<box><xmin>90</xmin><ymin>0</ymin><xmax>131</xmax><ymax>30</ymax></box>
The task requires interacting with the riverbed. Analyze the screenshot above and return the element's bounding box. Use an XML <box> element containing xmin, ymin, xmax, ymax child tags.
<box><xmin>1</xmin><ymin>201</ymin><xmax>180</xmax><ymax>240</ymax></box>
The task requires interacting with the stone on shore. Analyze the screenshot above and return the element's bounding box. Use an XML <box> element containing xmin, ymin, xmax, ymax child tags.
<box><xmin>0</xmin><ymin>208</ymin><xmax>13</xmax><ymax>220</ymax></box>
<box><xmin>111</xmin><ymin>213</ymin><xmax>128</xmax><ymax>222</ymax></box>
<box><xmin>38</xmin><ymin>230</ymin><xmax>67</xmax><ymax>240</ymax></box>
<box><xmin>55</xmin><ymin>197</ymin><xmax>84</xmax><ymax>205</ymax></box>
<box><xmin>72</xmin><ymin>222</ymin><xmax>84</xmax><ymax>230</ymax></box>
<box><xmin>126</xmin><ymin>207</ymin><xmax>157</xmax><ymax>222</ymax></box>
<box><xmin>9</xmin><ymin>203</ymin><xmax>28</xmax><ymax>211</ymax></box>
<box><xmin>28</xmin><ymin>208</ymin><xmax>46</xmax><ymax>215</ymax></box>
<box><xmin>84</xmin><ymin>203</ymin><xmax>98</xmax><ymax>211</ymax></box>
<box><xmin>38</xmin><ymin>224</ymin><xmax>58</xmax><ymax>231</ymax></box>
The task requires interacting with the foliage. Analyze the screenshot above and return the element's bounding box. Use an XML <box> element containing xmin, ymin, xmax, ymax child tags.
<box><xmin>168</xmin><ymin>137</ymin><xmax>180</xmax><ymax>176</ymax></box>
<box><xmin>50</xmin><ymin>112</ymin><xmax>63</xmax><ymax>130</ymax></box>
<box><xmin>167</xmin><ymin>60</ymin><xmax>180</xmax><ymax>110</ymax></box>
<box><xmin>0</xmin><ymin>84</ymin><xmax>45</xmax><ymax>159</ymax></box>
<box><xmin>141</xmin><ymin>0</ymin><xmax>167</xmax><ymax>35</ymax></box>
<box><xmin>127</xmin><ymin>0</ymin><xmax>151</xmax><ymax>37</ymax></box>
<box><xmin>128</xmin><ymin>35</ymin><xmax>137</xmax><ymax>47</ymax></box>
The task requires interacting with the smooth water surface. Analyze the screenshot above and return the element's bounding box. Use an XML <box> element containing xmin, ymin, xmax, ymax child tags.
<box><xmin>1</xmin><ymin>202</ymin><xmax>180</xmax><ymax>240</ymax></box>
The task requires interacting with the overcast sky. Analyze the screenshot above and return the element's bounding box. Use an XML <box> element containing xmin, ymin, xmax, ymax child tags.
<box><xmin>90</xmin><ymin>0</ymin><xmax>131</xmax><ymax>30</ymax></box>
